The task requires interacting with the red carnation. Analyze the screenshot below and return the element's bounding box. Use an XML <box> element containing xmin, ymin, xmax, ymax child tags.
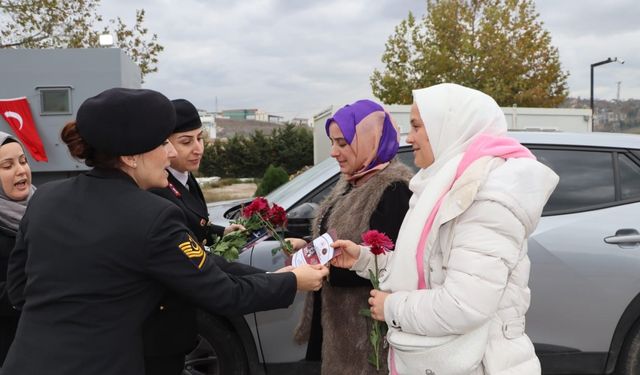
<box><xmin>242</xmin><ymin>197</ymin><xmax>270</xmax><ymax>219</ymax></box>
<box><xmin>361</xmin><ymin>230</ymin><xmax>394</xmax><ymax>255</ymax></box>
<box><xmin>268</xmin><ymin>204</ymin><xmax>287</xmax><ymax>227</ymax></box>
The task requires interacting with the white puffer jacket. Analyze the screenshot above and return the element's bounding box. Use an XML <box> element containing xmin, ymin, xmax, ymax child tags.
<box><xmin>352</xmin><ymin>156</ymin><xmax>558</xmax><ymax>374</ymax></box>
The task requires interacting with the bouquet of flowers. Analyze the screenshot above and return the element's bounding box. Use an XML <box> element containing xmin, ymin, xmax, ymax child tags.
<box><xmin>359</xmin><ymin>229</ymin><xmax>394</xmax><ymax>370</ymax></box>
<box><xmin>212</xmin><ymin>197</ymin><xmax>293</xmax><ymax>261</ymax></box>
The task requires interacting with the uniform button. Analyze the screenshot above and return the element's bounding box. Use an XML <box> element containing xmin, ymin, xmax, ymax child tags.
<box><xmin>159</xmin><ymin>305</ymin><xmax>165</xmax><ymax>311</ymax></box>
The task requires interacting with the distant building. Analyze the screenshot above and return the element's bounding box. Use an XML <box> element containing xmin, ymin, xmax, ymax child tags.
<box><xmin>221</xmin><ymin>109</ymin><xmax>260</xmax><ymax>121</ymax></box>
<box><xmin>215</xmin><ymin>118</ymin><xmax>286</xmax><ymax>140</ymax></box>
<box><xmin>267</xmin><ymin>114</ymin><xmax>284</xmax><ymax>123</ymax></box>
<box><xmin>198</xmin><ymin>109</ymin><xmax>216</xmax><ymax>139</ymax></box>
<box><xmin>0</xmin><ymin>48</ymin><xmax>141</xmax><ymax>184</ymax></box>
<box><xmin>220</xmin><ymin>108</ymin><xmax>284</xmax><ymax>123</ymax></box>
<box><xmin>290</xmin><ymin>117</ymin><xmax>310</xmax><ymax>127</ymax></box>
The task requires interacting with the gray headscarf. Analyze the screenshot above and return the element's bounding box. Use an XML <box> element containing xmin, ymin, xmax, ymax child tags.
<box><xmin>0</xmin><ymin>131</ymin><xmax>36</xmax><ymax>233</ymax></box>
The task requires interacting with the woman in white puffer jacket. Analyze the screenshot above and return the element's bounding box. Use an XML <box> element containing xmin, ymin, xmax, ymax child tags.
<box><xmin>332</xmin><ymin>83</ymin><xmax>559</xmax><ymax>375</ymax></box>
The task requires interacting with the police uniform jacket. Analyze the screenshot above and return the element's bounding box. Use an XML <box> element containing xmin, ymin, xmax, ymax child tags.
<box><xmin>1</xmin><ymin>168</ymin><xmax>296</xmax><ymax>375</ymax></box>
<box><xmin>143</xmin><ymin>172</ymin><xmax>263</xmax><ymax>358</ymax></box>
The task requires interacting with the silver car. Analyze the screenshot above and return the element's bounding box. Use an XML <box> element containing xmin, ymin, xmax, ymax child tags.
<box><xmin>190</xmin><ymin>131</ymin><xmax>640</xmax><ymax>375</ymax></box>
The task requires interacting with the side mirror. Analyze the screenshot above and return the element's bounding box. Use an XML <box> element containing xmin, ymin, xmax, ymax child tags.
<box><xmin>286</xmin><ymin>202</ymin><xmax>318</xmax><ymax>238</ymax></box>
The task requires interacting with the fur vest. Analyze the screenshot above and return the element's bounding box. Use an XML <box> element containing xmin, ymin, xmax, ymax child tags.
<box><xmin>295</xmin><ymin>160</ymin><xmax>413</xmax><ymax>375</ymax></box>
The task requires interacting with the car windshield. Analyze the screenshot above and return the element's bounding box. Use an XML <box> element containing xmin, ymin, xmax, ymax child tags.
<box><xmin>266</xmin><ymin>156</ymin><xmax>336</xmax><ymax>207</ymax></box>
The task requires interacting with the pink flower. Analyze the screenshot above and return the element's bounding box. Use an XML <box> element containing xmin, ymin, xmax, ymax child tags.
<box><xmin>242</xmin><ymin>197</ymin><xmax>270</xmax><ymax>219</ymax></box>
<box><xmin>361</xmin><ymin>230</ymin><xmax>394</xmax><ymax>255</ymax></box>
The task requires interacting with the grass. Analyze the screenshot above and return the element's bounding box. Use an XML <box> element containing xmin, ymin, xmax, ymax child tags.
<box><xmin>202</xmin><ymin>182</ymin><xmax>257</xmax><ymax>203</ymax></box>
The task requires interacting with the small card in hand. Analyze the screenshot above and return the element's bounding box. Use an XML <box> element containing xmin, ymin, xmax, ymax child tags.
<box><xmin>290</xmin><ymin>229</ymin><xmax>340</xmax><ymax>267</ymax></box>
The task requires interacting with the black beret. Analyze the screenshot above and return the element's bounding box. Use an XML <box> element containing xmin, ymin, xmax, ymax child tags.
<box><xmin>171</xmin><ymin>99</ymin><xmax>202</xmax><ymax>133</ymax></box>
<box><xmin>76</xmin><ymin>88</ymin><xmax>176</xmax><ymax>156</ymax></box>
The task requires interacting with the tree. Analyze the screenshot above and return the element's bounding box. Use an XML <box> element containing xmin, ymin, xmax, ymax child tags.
<box><xmin>200</xmin><ymin>125</ymin><xmax>314</xmax><ymax>178</ymax></box>
<box><xmin>371</xmin><ymin>0</ymin><xmax>568</xmax><ymax>107</ymax></box>
<box><xmin>0</xmin><ymin>0</ymin><xmax>163</xmax><ymax>79</ymax></box>
<box><xmin>255</xmin><ymin>165</ymin><xmax>289</xmax><ymax>197</ymax></box>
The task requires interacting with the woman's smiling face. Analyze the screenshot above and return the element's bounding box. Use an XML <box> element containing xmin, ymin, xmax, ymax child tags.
<box><xmin>407</xmin><ymin>103</ymin><xmax>435</xmax><ymax>169</ymax></box>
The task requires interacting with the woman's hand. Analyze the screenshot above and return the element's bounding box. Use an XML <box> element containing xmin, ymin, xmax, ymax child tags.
<box><xmin>285</xmin><ymin>237</ymin><xmax>308</xmax><ymax>251</ymax></box>
<box><xmin>291</xmin><ymin>264</ymin><xmax>329</xmax><ymax>291</ymax></box>
<box><xmin>274</xmin><ymin>265</ymin><xmax>294</xmax><ymax>273</ymax></box>
<box><xmin>368</xmin><ymin>289</ymin><xmax>389</xmax><ymax>321</ymax></box>
<box><xmin>329</xmin><ymin>240</ymin><xmax>361</xmax><ymax>269</ymax></box>
<box><xmin>223</xmin><ymin>223</ymin><xmax>245</xmax><ymax>236</ymax></box>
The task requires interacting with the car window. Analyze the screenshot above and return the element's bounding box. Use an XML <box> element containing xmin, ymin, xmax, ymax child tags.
<box><xmin>531</xmin><ymin>149</ymin><xmax>615</xmax><ymax>214</ymax></box>
<box><xmin>266</xmin><ymin>157</ymin><xmax>335</xmax><ymax>205</ymax></box>
<box><xmin>619</xmin><ymin>153</ymin><xmax>640</xmax><ymax>200</ymax></box>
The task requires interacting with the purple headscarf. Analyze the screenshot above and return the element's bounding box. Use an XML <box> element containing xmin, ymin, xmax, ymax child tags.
<box><xmin>325</xmin><ymin>100</ymin><xmax>399</xmax><ymax>177</ymax></box>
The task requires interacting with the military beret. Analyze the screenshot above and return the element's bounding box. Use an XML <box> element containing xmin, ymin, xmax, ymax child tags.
<box><xmin>171</xmin><ymin>99</ymin><xmax>202</xmax><ymax>133</ymax></box>
<box><xmin>76</xmin><ymin>87</ymin><xmax>176</xmax><ymax>156</ymax></box>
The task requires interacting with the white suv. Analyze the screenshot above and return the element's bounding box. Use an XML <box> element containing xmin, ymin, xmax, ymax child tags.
<box><xmin>193</xmin><ymin>131</ymin><xmax>640</xmax><ymax>375</ymax></box>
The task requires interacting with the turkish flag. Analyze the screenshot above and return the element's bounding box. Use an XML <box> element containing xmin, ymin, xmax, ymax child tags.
<box><xmin>0</xmin><ymin>97</ymin><xmax>48</xmax><ymax>162</ymax></box>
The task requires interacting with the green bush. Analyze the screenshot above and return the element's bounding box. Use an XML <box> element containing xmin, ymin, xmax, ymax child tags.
<box><xmin>255</xmin><ymin>165</ymin><xmax>289</xmax><ymax>196</ymax></box>
<box><xmin>200</xmin><ymin>124</ymin><xmax>313</xmax><ymax>178</ymax></box>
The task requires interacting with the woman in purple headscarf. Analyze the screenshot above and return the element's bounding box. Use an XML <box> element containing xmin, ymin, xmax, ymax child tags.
<box><xmin>291</xmin><ymin>99</ymin><xmax>414</xmax><ymax>375</ymax></box>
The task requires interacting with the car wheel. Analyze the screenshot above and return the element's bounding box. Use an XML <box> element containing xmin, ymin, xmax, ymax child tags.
<box><xmin>183</xmin><ymin>311</ymin><xmax>249</xmax><ymax>375</ymax></box>
<box><xmin>616</xmin><ymin>319</ymin><xmax>640</xmax><ymax>374</ymax></box>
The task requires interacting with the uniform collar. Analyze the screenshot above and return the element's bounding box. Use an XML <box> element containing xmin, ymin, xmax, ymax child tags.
<box><xmin>168</xmin><ymin>167</ymin><xmax>190</xmax><ymax>189</ymax></box>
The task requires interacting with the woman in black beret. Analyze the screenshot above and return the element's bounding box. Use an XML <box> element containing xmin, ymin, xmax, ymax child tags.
<box><xmin>1</xmin><ymin>87</ymin><xmax>328</xmax><ymax>375</ymax></box>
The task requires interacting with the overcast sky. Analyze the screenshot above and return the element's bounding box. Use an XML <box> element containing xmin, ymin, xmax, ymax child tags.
<box><xmin>101</xmin><ymin>0</ymin><xmax>640</xmax><ymax>119</ymax></box>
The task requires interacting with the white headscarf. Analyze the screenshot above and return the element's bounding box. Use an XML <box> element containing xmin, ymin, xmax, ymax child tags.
<box><xmin>0</xmin><ymin>131</ymin><xmax>36</xmax><ymax>233</ymax></box>
<box><xmin>381</xmin><ymin>83</ymin><xmax>508</xmax><ymax>292</ymax></box>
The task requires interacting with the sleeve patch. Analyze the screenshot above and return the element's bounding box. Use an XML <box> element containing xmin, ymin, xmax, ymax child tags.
<box><xmin>178</xmin><ymin>234</ymin><xmax>207</xmax><ymax>269</ymax></box>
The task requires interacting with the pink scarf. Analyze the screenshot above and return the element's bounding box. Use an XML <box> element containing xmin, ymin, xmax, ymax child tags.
<box><xmin>415</xmin><ymin>134</ymin><xmax>534</xmax><ymax>289</ymax></box>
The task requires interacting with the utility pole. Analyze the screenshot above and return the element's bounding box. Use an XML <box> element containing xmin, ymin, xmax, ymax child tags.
<box><xmin>590</xmin><ymin>57</ymin><xmax>624</xmax><ymax>130</ymax></box>
<box><xmin>616</xmin><ymin>81</ymin><xmax>622</xmax><ymax>101</ymax></box>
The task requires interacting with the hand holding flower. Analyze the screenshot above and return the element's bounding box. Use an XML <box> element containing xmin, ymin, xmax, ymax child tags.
<box><xmin>223</xmin><ymin>223</ymin><xmax>245</xmax><ymax>236</ymax></box>
<box><xmin>357</xmin><ymin>229</ymin><xmax>394</xmax><ymax>370</ymax></box>
<box><xmin>368</xmin><ymin>289</ymin><xmax>389</xmax><ymax>322</ymax></box>
<box><xmin>213</xmin><ymin>197</ymin><xmax>292</xmax><ymax>261</ymax></box>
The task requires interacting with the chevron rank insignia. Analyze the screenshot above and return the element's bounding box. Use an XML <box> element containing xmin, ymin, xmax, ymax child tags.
<box><xmin>178</xmin><ymin>234</ymin><xmax>207</xmax><ymax>269</ymax></box>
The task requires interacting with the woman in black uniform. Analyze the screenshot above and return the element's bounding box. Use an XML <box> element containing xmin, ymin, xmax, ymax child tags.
<box><xmin>143</xmin><ymin>98</ymin><xmax>265</xmax><ymax>375</ymax></box>
<box><xmin>1</xmin><ymin>88</ymin><xmax>327</xmax><ymax>375</ymax></box>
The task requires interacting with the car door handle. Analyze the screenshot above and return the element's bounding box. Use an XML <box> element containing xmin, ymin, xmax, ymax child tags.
<box><xmin>605</xmin><ymin>235</ymin><xmax>640</xmax><ymax>244</ymax></box>
<box><xmin>604</xmin><ymin>229</ymin><xmax>640</xmax><ymax>246</ymax></box>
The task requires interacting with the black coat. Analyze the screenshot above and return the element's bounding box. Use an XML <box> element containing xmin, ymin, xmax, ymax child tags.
<box><xmin>143</xmin><ymin>172</ymin><xmax>263</xmax><ymax>360</ymax></box>
<box><xmin>0</xmin><ymin>225</ymin><xmax>19</xmax><ymax>366</ymax></box>
<box><xmin>0</xmin><ymin>225</ymin><xmax>18</xmax><ymax>316</ymax></box>
<box><xmin>1</xmin><ymin>168</ymin><xmax>296</xmax><ymax>375</ymax></box>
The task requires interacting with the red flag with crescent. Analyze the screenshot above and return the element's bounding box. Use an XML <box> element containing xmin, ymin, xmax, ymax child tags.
<box><xmin>0</xmin><ymin>97</ymin><xmax>48</xmax><ymax>162</ymax></box>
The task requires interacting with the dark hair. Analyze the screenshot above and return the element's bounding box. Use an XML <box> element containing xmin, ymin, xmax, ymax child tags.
<box><xmin>1</xmin><ymin>138</ymin><xmax>18</xmax><ymax>146</ymax></box>
<box><xmin>61</xmin><ymin>122</ymin><xmax>121</xmax><ymax>169</ymax></box>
